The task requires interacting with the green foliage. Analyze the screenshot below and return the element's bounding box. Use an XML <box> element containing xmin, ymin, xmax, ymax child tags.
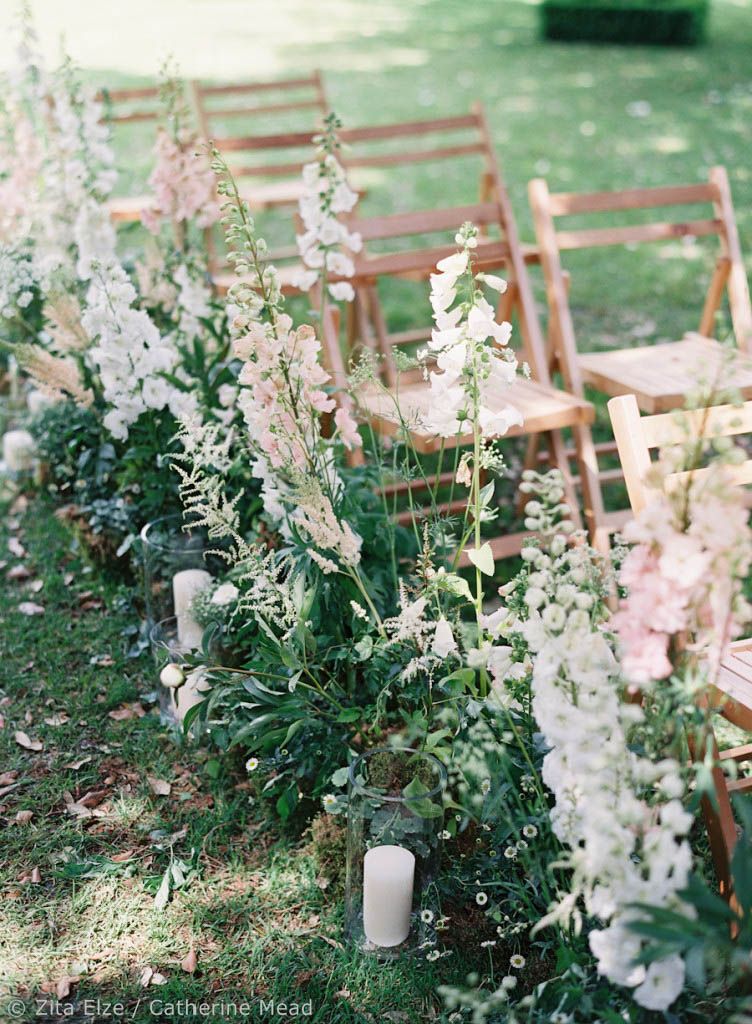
<box><xmin>541</xmin><ymin>0</ymin><xmax>709</xmax><ymax>46</ymax></box>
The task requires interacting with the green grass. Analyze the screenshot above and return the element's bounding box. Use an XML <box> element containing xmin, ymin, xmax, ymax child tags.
<box><xmin>0</xmin><ymin>498</ymin><xmax>479</xmax><ymax>1021</ymax></box>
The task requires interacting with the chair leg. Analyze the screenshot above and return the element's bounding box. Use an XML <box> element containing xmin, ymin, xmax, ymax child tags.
<box><xmin>571</xmin><ymin>422</ymin><xmax>610</xmax><ymax>555</ymax></box>
<box><xmin>546</xmin><ymin>430</ymin><xmax>582</xmax><ymax>531</ymax></box>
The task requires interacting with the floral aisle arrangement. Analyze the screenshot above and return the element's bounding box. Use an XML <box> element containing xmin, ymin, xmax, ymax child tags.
<box><xmin>2</xmin><ymin>12</ymin><xmax>751</xmax><ymax>1016</ymax></box>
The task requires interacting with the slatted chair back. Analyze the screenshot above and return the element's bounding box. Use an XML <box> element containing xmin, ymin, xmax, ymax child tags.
<box><xmin>529</xmin><ymin>168</ymin><xmax>752</xmax><ymax>403</ymax></box>
<box><xmin>609</xmin><ymin>392</ymin><xmax>752</xmax><ymax>899</ymax></box>
<box><xmin>190</xmin><ymin>70</ymin><xmax>327</xmax><ymax>139</ymax></box>
<box><xmin>335</xmin><ymin>104</ymin><xmax>548</xmax><ymax>390</ymax></box>
<box><xmin>96</xmin><ymin>84</ymin><xmax>165</xmax><ymax>127</ymax></box>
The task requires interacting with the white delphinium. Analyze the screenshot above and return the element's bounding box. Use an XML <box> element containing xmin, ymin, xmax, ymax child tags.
<box><xmin>490</xmin><ymin>470</ymin><xmax>692</xmax><ymax>1013</ymax></box>
<box><xmin>421</xmin><ymin>223</ymin><xmax>522</xmax><ymax>440</ymax></box>
<box><xmin>0</xmin><ymin>244</ymin><xmax>37</xmax><ymax>321</ymax></box>
<box><xmin>292</xmin><ymin>113</ymin><xmax>362</xmax><ymax>303</ymax></box>
<box><xmin>83</xmin><ymin>262</ymin><xmax>195</xmax><ymax>440</ymax></box>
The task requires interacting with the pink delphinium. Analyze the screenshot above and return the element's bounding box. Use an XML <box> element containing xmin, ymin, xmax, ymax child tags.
<box><xmin>142</xmin><ymin>129</ymin><xmax>220</xmax><ymax>235</ymax></box>
<box><xmin>612</xmin><ymin>461</ymin><xmax>752</xmax><ymax>688</ymax></box>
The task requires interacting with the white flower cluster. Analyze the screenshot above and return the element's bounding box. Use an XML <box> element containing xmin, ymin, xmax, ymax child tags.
<box><xmin>83</xmin><ymin>262</ymin><xmax>197</xmax><ymax>440</ymax></box>
<box><xmin>0</xmin><ymin>244</ymin><xmax>36</xmax><ymax>321</ymax></box>
<box><xmin>490</xmin><ymin>472</ymin><xmax>692</xmax><ymax>1013</ymax></box>
<box><xmin>422</xmin><ymin>224</ymin><xmax>522</xmax><ymax>439</ymax></box>
<box><xmin>35</xmin><ymin>62</ymin><xmax>117</xmax><ymax>289</ymax></box>
<box><xmin>292</xmin><ymin>119</ymin><xmax>362</xmax><ymax>303</ymax></box>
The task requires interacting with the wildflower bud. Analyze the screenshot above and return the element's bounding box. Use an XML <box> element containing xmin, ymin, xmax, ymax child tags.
<box><xmin>160</xmin><ymin>663</ymin><xmax>185</xmax><ymax>688</ymax></box>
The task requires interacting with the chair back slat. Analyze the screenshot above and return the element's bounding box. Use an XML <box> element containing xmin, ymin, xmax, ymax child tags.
<box><xmin>350</xmin><ymin>202</ymin><xmax>500</xmax><ymax>243</ymax></box>
<box><xmin>547</xmin><ymin>182</ymin><xmax>717</xmax><ymax>217</ymax></box>
<box><xmin>349</xmin><ymin>240</ymin><xmax>513</xmax><ymax>283</ymax></box>
<box><xmin>191</xmin><ymin>71</ymin><xmax>327</xmax><ymax>139</ymax></box>
<box><xmin>556</xmin><ymin>218</ymin><xmax>724</xmax><ymax>252</ymax></box>
<box><xmin>96</xmin><ymin>85</ymin><xmax>163</xmax><ymax>125</ymax></box>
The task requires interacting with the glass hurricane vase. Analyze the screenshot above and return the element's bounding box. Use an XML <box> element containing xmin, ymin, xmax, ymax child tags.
<box><xmin>345</xmin><ymin>747</ymin><xmax>446</xmax><ymax>958</ymax></box>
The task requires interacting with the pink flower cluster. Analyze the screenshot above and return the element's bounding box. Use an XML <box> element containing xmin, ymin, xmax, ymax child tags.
<box><xmin>612</xmin><ymin>474</ymin><xmax>752</xmax><ymax>687</ymax></box>
<box><xmin>141</xmin><ymin>129</ymin><xmax>220</xmax><ymax>234</ymax></box>
<box><xmin>233</xmin><ymin>312</ymin><xmax>361</xmax><ymax>470</ymax></box>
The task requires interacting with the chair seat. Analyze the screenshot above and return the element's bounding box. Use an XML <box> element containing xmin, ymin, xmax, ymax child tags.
<box><xmin>355</xmin><ymin>377</ymin><xmax>594</xmax><ymax>454</ymax></box>
<box><xmin>714</xmin><ymin>637</ymin><xmax>752</xmax><ymax>732</ymax></box>
<box><xmin>579</xmin><ymin>333</ymin><xmax>752</xmax><ymax>414</ymax></box>
<box><xmin>108</xmin><ymin>195</ymin><xmax>149</xmax><ymax>223</ymax></box>
<box><xmin>210</xmin><ymin>262</ymin><xmax>305</xmax><ymax>297</ymax></box>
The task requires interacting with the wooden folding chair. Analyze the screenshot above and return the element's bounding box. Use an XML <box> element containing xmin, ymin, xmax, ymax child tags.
<box><xmin>97</xmin><ymin>84</ymin><xmax>182</xmax><ymax>224</ymax></box>
<box><xmin>190</xmin><ymin>71</ymin><xmax>327</xmax><ymax>215</ymax></box>
<box><xmin>609</xmin><ymin>392</ymin><xmax>752</xmax><ymax>897</ymax></box>
<box><xmin>318</xmin><ymin>105</ymin><xmax>601</xmax><ymax>562</ymax></box>
<box><xmin>529</xmin><ymin>167</ymin><xmax>752</xmax><ymax>547</ymax></box>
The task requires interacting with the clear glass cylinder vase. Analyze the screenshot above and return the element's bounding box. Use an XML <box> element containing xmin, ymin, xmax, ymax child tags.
<box><xmin>140</xmin><ymin>514</ymin><xmax>211</xmax><ymax>627</ymax></box>
<box><xmin>345</xmin><ymin>747</ymin><xmax>446</xmax><ymax>957</ymax></box>
<box><xmin>149</xmin><ymin>615</ymin><xmax>213</xmax><ymax>731</ymax></box>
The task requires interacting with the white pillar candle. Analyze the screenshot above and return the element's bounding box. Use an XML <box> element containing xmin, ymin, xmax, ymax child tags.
<box><xmin>172</xmin><ymin>568</ymin><xmax>212</xmax><ymax>649</ymax></box>
<box><xmin>27</xmin><ymin>389</ymin><xmax>56</xmax><ymax>416</ymax></box>
<box><xmin>176</xmin><ymin>666</ymin><xmax>211</xmax><ymax>722</ymax></box>
<box><xmin>3</xmin><ymin>429</ymin><xmax>35</xmax><ymax>472</ymax></box>
<box><xmin>363</xmin><ymin>844</ymin><xmax>415</xmax><ymax>947</ymax></box>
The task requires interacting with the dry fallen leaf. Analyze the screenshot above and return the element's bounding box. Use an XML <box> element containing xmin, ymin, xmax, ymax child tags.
<box><xmin>29</xmin><ymin>579</ymin><xmax>44</xmax><ymax>593</ymax></box>
<box><xmin>138</xmin><ymin>967</ymin><xmax>153</xmax><ymax>988</ymax></box>
<box><xmin>18</xmin><ymin>602</ymin><xmax>45</xmax><ymax>616</ymax></box>
<box><xmin>8</xmin><ymin>537</ymin><xmax>26</xmax><ymax>558</ymax></box>
<box><xmin>30</xmin><ymin>866</ymin><xmax>41</xmax><ymax>883</ymax></box>
<box><xmin>108</xmin><ymin>703</ymin><xmax>146</xmax><ymax>721</ymax></box>
<box><xmin>6</xmin><ymin>565</ymin><xmax>30</xmax><ymax>581</ymax></box>
<box><xmin>0</xmin><ymin>771</ymin><xmax>18</xmax><ymax>786</ymax></box>
<box><xmin>15</xmin><ymin>810</ymin><xmax>33</xmax><ymax>825</ymax></box>
<box><xmin>14</xmin><ymin>731</ymin><xmax>43</xmax><ymax>751</ymax></box>
<box><xmin>44</xmin><ymin>713</ymin><xmax>69</xmax><ymax>726</ymax></box>
<box><xmin>110</xmin><ymin>850</ymin><xmax>135</xmax><ymax>863</ymax></box>
<box><xmin>180</xmin><ymin>949</ymin><xmax>197</xmax><ymax>974</ymax></box>
<box><xmin>63</xmin><ymin>757</ymin><xmax>91</xmax><ymax>771</ymax></box>
<box><xmin>147</xmin><ymin>776</ymin><xmax>171</xmax><ymax>797</ymax></box>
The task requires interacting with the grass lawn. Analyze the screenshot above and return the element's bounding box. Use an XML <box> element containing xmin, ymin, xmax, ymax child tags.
<box><xmin>0</xmin><ymin>498</ymin><xmax>472</xmax><ymax>1021</ymax></box>
<box><xmin>2</xmin><ymin>0</ymin><xmax>752</xmax><ymax>1019</ymax></box>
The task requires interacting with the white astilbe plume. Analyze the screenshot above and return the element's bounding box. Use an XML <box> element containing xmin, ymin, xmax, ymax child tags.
<box><xmin>14</xmin><ymin>342</ymin><xmax>93</xmax><ymax>405</ymax></box>
<box><xmin>174</xmin><ymin>418</ymin><xmax>298</xmax><ymax>637</ymax></box>
<box><xmin>492</xmin><ymin>470</ymin><xmax>693</xmax><ymax>1013</ymax></box>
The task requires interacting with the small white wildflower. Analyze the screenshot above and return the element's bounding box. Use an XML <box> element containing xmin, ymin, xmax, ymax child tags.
<box><xmin>350</xmin><ymin>600</ymin><xmax>368</xmax><ymax>620</ymax></box>
<box><xmin>522</xmin><ymin>824</ymin><xmax>538</xmax><ymax>838</ymax></box>
<box><xmin>426</xmin><ymin>949</ymin><xmax>440</xmax><ymax>962</ymax></box>
<box><xmin>440</xmin><ymin>830</ymin><xmax>451</xmax><ymax>840</ymax></box>
<box><xmin>476</xmin><ymin>892</ymin><xmax>488</xmax><ymax>906</ymax></box>
<box><xmin>421</xmin><ymin>909</ymin><xmax>434</xmax><ymax>923</ymax></box>
<box><xmin>504</xmin><ymin>846</ymin><xmax>517</xmax><ymax>860</ymax></box>
<box><xmin>480</xmin><ymin>939</ymin><xmax>497</xmax><ymax>948</ymax></box>
<box><xmin>245</xmin><ymin>757</ymin><xmax>259</xmax><ymax>772</ymax></box>
<box><xmin>481</xmin><ymin>778</ymin><xmax>491</xmax><ymax>795</ymax></box>
<box><xmin>516</xmin><ymin>839</ymin><xmax>528</xmax><ymax>851</ymax></box>
<box><xmin>502</xmin><ymin>975</ymin><xmax>517</xmax><ymax>990</ymax></box>
<box><xmin>510</xmin><ymin>954</ymin><xmax>526</xmax><ymax>969</ymax></box>
<box><xmin>322</xmin><ymin>793</ymin><xmax>337</xmax><ymax>810</ymax></box>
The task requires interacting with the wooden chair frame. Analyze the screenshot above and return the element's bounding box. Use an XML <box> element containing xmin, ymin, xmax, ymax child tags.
<box><xmin>609</xmin><ymin>392</ymin><xmax>752</xmax><ymax>897</ymax></box>
<box><xmin>529</xmin><ymin>167</ymin><xmax>752</xmax><ymax>549</ymax></box>
<box><xmin>98</xmin><ymin>84</ymin><xmax>182</xmax><ymax>225</ymax></box>
<box><xmin>318</xmin><ymin>104</ymin><xmax>603</xmax><ymax>561</ymax></box>
<box><xmin>190</xmin><ymin>70</ymin><xmax>327</xmax><ymax>140</ymax></box>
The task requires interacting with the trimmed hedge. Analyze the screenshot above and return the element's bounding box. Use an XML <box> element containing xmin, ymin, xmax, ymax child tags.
<box><xmin>540</xmin><ymin>0</ymin><xmax>709</xmax><ymax>46</ymax></box>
